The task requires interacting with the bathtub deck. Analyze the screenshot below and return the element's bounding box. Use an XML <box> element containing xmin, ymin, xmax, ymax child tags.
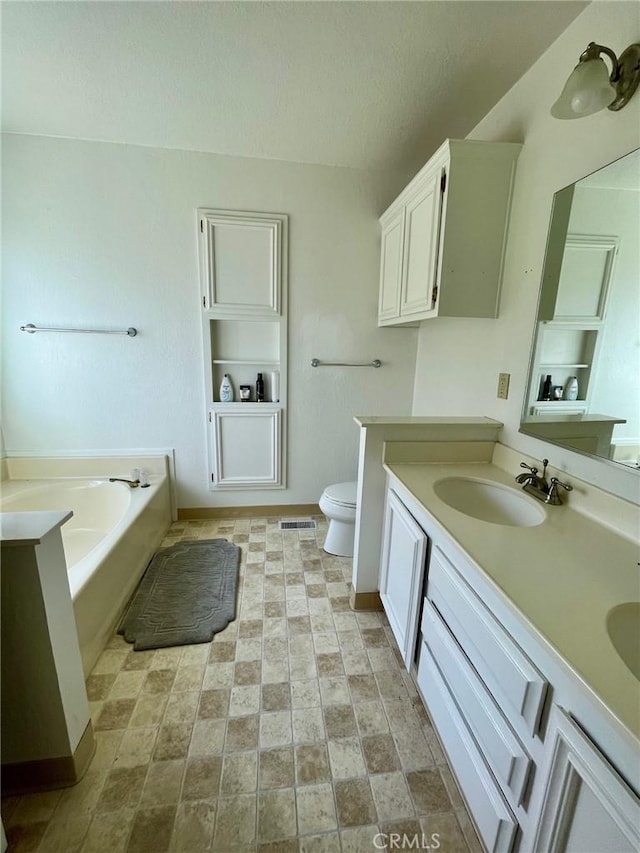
<box><xmin>1</xmin><ymin>516</ymin><xmax>479</xmax><ymax>853</ymax></box>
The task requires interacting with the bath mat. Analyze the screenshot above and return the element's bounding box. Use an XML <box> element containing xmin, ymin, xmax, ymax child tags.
<box><xmin>118</xmin><ymin>539</ymin><xmax>240</xmax><ymax>650</ymax></box>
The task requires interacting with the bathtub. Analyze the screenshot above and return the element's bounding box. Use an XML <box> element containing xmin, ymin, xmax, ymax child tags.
<box><xmin>1</xmin><ymin>463</ymin><xmax>172</xmax><ymax>676</ymax></box>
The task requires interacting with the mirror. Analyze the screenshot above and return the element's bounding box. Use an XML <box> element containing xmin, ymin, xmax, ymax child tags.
<box><xmin>521</xmin><ymin>148</ymin><xmax>640</xmax><ymax>470</ymax></box>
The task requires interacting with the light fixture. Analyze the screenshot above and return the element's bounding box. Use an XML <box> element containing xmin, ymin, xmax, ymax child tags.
<box><xmin>551</xmin><ymin>41</ymin><xmax>640</xmax><ymax>119</ymax></box>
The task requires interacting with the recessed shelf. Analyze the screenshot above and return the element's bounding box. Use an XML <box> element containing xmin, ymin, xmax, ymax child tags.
<box><xmin>539</xmin><ymin>363</ymin><xmax>590</xmax><ymax>369</ymax></box>
<box><xmin>210</xmin><ymin>402</ymin><xmax>281</xmax><ymax>410</ymax></box>
<box><xmin>212</xmin><ymin>359</ymin><xmax>281</xmax><ymax>366</ymax></box>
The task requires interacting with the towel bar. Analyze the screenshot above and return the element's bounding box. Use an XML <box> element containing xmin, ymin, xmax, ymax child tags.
<box><xmin>310</xmin><ymin>358</ymin><xmax>381</xmax><ymax>368</ymax></box>
<box><xmin>20</xmin><ymin>324</ymin><xmax>138</xmax><ymax>337</ymax></box>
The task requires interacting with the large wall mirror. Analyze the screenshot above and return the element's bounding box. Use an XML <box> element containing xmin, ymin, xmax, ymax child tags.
<box><xmin>521</xmin><ymin>148</ymin><xmax>639</xmax><ymax>470</ymax></box>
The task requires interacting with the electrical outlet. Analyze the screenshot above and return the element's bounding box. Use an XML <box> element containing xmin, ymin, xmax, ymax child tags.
<box><xmin>497</xmin><ymin>373</ymin><xmax>510</xmax><ymax>399</ymax></box>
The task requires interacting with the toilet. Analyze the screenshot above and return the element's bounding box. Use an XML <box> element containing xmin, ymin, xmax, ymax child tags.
<box><xmin>319</xmin><ymin>481</ymin><xmax>358</xmax><ymax>557</ymax></box>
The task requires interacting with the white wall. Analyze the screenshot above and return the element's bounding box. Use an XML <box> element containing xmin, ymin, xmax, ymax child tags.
<box><xmin>411</xmin><ymin>2</ymin><xmax>640</xmax><ymax>503</ymax></box>
<box><xmin>1</xmin><ymin>136</ymin><xmax>416</xmax><ymax>507</ymax></box>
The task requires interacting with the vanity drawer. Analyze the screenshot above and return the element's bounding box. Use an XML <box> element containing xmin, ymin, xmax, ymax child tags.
<box><xmin>421</xmin><ymin>599</ymin><xmax>532</xmax><ymax>807</ymax></box>
<box><xmin>427</xmin><ymin>547</ymin><xmax>548</xmax><ymax>736</ymax></box>
<box><xmin>417</xmin><ymin>640</ymin><xmax>519</xmax><ymax>853</ymax></box>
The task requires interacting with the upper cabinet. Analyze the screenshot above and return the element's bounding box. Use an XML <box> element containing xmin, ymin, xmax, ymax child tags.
<box><xmin>378</xmin><ymin>139</ymin><xmax>521</xmax><ymax>326</ymax></box>
<box><xmin>199</xmin><ymin>209</ymin><xmax>283</xmax><ymax>316</ymax></box>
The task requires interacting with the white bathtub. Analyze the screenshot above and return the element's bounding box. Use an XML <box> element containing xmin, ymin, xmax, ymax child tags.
<box><xmin>1</xmin><ymin>467</ymin><xmax>172</xmax><ymax>676</ymax></box>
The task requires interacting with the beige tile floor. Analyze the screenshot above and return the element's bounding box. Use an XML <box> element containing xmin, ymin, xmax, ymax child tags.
<box><xmin>2</xmin><ymin>517</ymin><xmax>481</xmax><ymax>853</ymax></box>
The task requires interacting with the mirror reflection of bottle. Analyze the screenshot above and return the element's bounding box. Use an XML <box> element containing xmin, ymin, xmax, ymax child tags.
<box><xmin>541</xmin><ymin>374</ymin><xmax>552</xmax><ymax>401</ymax></box>
<box><xmin>565</xmin><ymin>376</ymin><xmax>579</xmax><ymax>401</ymax></box>
<box><xmin>256</xmin><ymin>373</ymin><xmax>265</xmax><ymax>402</ymax></box>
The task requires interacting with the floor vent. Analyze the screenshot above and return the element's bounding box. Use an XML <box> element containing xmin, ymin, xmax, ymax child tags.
<box><xmin>278</xmin><ymin>519</ymin><xmax>317</xmax><ymax>531</ymax></box>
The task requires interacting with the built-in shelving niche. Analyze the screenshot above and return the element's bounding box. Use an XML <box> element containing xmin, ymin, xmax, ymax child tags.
<box><xmin>198</xmin><ymin>208</ymin><xmax>288</xmax><ymax>490</ymax></box>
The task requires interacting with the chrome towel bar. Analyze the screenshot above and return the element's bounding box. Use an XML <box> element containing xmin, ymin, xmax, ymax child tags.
<box><xmin>311</xmin><ymin>358</ymin><xmax>382</xmax><ymax>368</ymax></box>
<box><xmin>20</xmin><ymin>324</ymin><xmax>138</xmax><ymax>337</ymax></box>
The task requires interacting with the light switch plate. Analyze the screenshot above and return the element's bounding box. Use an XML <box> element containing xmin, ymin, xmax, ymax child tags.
<box><xmin>497</xmin><ymin>373</ymin><xmax>510</xmax><ymax>399</ymax></box>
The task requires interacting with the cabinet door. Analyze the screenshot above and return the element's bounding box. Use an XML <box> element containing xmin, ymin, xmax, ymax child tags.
<box><xmin>199</xmin><ymin>211</ymin><xmax>283</xmax><ymax>316</ymax></box>
<box><xmin>378</xmin><ymin>208</ymin><xmax>405</xmax><ymax>323</ymax></box>
<box><xmin>379</xmin><ymin>489</ymin><xmax>428</xmax><ymax>666</ymax></box>
<box><xmin>400</xmin><ymin>169</ymin><xmax>444</xmax><ymax>318</ymax></box>
<box><xmin>553</xmin><ymin>235</ymin><xmax>617</xmax><ymax>322</ymax></box>
<box><xmin>211</xmin><ymin>406</ymin><xmax>282</xmax><ymax>488</ymax></box>
<box><xmin>533</xmin><ymin>707</ymin><xmax>640</xmax><ymax>852</ymax></box>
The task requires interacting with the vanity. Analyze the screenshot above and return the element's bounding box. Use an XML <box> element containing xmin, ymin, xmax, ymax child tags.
<box><xmin>378</xmin><ymin>445</ymin><xmax>640</xmax><ymax>851</ymax></box>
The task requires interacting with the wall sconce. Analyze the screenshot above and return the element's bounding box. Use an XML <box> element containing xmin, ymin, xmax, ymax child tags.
<box><xmin>551</xmin><ymin>41</ymin><xmax>640</xmax><ymax>119</ymax></box>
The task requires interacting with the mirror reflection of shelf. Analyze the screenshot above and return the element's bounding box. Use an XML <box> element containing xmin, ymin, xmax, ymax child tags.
<box><xmin>532</xmin><ymin>402</ymin><xmax>587</xmax><ymax>415</ymax></box>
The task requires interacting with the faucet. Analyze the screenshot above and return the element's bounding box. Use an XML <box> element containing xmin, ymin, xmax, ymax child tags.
<box><xmin>515</xmin><ymin>459</ymin><xmax>573</xmax><ymax>505</ymax></box>
<box><xmin>108</xmin><ymin>477</ymin><xmax>139</xmax><ymax>488</ymax></box>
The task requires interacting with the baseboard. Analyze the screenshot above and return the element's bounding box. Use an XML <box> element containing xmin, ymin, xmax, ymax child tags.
<box><xmin>350</xmin><ymin>590</ymin><xmax>384</xmax><ymax>611</ymax></box>
<box><xmin>1</xmin><ymin>720</ymin><xmax>96</xmax><ymax>795</ymax></box>
<box><xmin>178</xmin><ymin>504</ymin><xmax>321</xmax><ymax>520</ymax></box>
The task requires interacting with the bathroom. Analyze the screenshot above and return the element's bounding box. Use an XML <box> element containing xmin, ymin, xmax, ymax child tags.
<box><xmin>2</xmin><ymin>1</ymin><xmax>639</xmax><ymax>851</ymax></box>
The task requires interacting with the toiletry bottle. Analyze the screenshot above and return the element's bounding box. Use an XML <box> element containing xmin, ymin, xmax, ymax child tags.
<box><xmin>256</xmin><ymin>373</ymin><xmax>265</xmax><ymax>403</ymax></box>
<box><xmin>541</xmin><ymin>374</ymin><xmax>552</xmax><ymax>401</ymax></box>
<box><xmin>270</xmin><ymin>370</ymin><xmax>280</xmax><ymax>403</ymax></box>
<box><xmin>220</xmin><ymin>374</ymin><xmax>234</xmax><ymax>402</ymax></box>
<box><xmin>565</xmin><ymin>376</ymin><xmax>579</xmax><ymax>401</ymax></box>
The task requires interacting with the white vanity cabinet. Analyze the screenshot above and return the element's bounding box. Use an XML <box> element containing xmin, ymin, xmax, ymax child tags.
<box><xmin>379</xmin><ymin>488</ymin><xmax>428</xmax><ymax>667</ymax></box>
<box><xmin>379</xmin><ymin>474</ymin><xmax>640</xmax><ymax>853</ymax></box>
<box><xmin>533</xmin><ymin>707</ymin><xmax>640</xmax><ymax>853</ymax></box>
<box><xmin>198</xmin><ymin>208</ymin><xmax>288</xmax><ymax>490</ymax></box>
<box><xmin>377</xmin><ymin>139</ymin><xmax>521</xmax><ymax>326</ymax></box>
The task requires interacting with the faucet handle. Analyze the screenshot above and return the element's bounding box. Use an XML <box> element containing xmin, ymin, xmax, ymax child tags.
<box><xmin>546</xmin><ymin>477</ymin><xmax>573</xmax><ymax>505</ymax></box>
<box><xmin>549</xmin><ymin>477</ymin><xmax>572</xmax><ymax>492</ymax></box>
<box><xmin>519</xmin><ymin>461</ymin><xmax>539</xmax><ymax>475</ymax></box>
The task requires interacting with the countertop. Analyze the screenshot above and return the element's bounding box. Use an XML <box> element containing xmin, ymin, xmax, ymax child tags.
<box><xmin>0</xmin><ymin>510</ymin><xmax>73</xmax><ymax>547</ymax></box>
<box><xmin>384</xmin><ymin>460</ymin><xmax>640</xmax><ymax>741</ymax></box>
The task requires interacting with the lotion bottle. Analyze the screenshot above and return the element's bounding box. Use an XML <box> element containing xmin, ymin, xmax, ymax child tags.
<box><xmin>220</xmin><ymin>374</ymin><xmax>234</xmax><ymax>402</ymax></box>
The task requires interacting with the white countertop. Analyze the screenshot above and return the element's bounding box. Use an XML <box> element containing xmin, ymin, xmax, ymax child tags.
<box><xmin>0</xmin><ymin>510</ymin><xmax>73</xmax><ymax>547</ymax></box>
<box><xmin>384</xmin><ymin>460</ymin><xmax>640</xmax><ymax>741</ymax></box>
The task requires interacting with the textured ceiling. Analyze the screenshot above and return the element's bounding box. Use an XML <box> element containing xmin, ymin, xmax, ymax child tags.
<box><xmin>2</xmin><ymin>1</ymin><xmax>587</xmax><ymax>172</ymax></box>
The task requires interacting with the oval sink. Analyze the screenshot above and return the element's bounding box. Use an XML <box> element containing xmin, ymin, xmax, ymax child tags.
<box><xmin>433</xmin><ymin>477</ymin><xmax>546</xmax><ymax>527</ymax></box>
<box><xmin>607</xmin><ymin>602</ymin><xmax>640</xmax><ymax>681</ymax></box>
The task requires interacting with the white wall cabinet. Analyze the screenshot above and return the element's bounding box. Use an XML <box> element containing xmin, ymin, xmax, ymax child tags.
<box><xmin>198</xmin><ymin>208</ymin><xmax>288</xmax><ymax>491</ymax></box>
<box><xmin>209</xmin><ymin>405</ymin><xmax>282</xmax><ymax>489</ymax></box>
<box><xmin>199</xmin><ymin>210</ymin><xmax>282</xmax><ymax>316</ymax></box>
<box><xmin>378</xmin><ymin>488</ymin><xmax>428</xmax><ymax>667</ymax></box>
<box><xmin>377</xmin><ymin>139</ymin><xmax>521</xmax><ymax>326</ymax></box>
<box><xmin>533</xmin><ymin>707</ymin><xmax>640</xmax><ymax>852</ymax></box>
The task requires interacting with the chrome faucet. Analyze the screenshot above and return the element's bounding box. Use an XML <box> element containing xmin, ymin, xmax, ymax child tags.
<box><xmin>108</xmin><ymin>477</ymin><xmax>139</xmax><ymax>488</ymax></box>
<box><xmin>515</xmin><ymin>459</ymin><xmax>573</xmax><ymax>505</ymax></box>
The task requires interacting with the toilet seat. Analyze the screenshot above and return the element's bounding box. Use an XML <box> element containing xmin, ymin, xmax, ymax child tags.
<box><xmin>322</xmin><ymin>481</ymin><xmax>357</xmax><ymax>508</ymax></box>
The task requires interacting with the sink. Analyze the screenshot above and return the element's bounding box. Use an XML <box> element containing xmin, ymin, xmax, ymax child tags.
<box><xmin>607</xmin><ymin>602</ymin><xmax>640</xmax><ymax>680</ymax></box>
<box><xmin>433</xmin><ymin>477</ymin><xmax>546</xmax><ymax>527</ymax></box>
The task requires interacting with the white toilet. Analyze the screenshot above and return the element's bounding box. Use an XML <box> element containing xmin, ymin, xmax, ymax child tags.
<box><xmin>319</xmin><ymin>481</ymin><xmax>358</xmax><ymax>557</ymax></box>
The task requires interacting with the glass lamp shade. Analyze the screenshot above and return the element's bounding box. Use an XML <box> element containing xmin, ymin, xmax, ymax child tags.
<box><xmin>551</xmin><ymin>57</ymin><xmax>617</xmax><ymax>119</ymax></box>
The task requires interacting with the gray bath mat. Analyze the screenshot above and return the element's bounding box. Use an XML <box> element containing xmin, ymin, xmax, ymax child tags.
<box><xmin>118</xmin><ymin>539</ymin><xmax>240</xmax><ymax>650</ymax></box>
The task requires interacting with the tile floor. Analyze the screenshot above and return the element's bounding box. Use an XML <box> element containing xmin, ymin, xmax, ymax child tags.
<box><xmin>2</xmin><ymin>517</ymin><xmax>481</xmax><ymax>853</ymax></box>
